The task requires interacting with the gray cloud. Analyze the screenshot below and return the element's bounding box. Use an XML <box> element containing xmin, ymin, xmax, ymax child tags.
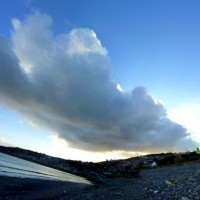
<box><xmin>0</xmin><ymin>13</ymin><xmax>197</xmax><ymax>153</ymax></box>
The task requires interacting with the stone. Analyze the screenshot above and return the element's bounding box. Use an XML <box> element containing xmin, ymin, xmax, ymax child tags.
<box><xmin>181</xmin><ymin>197</ymin><xmax>189</xmax><ymax>200</ymax></box>
<box><xmin>168</xmin><ymin>178</ymin><xmax>179</xmax><ymax>184</ymax></box>
<box><xmin>188</xmin><ymin>177</ymin><xmax>195</xmax><ymax>181</ymax></box>
<box><xmin>165</xmin><ymin>180</ymin><xmax>173</xmax><ymax>185</ymax></box>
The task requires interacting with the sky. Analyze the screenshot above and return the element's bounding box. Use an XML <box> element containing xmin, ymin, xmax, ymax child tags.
<box><xmin>0</xmin><ymin>0</ymin><xmax>200</xmax><ymax>162</ymax></box>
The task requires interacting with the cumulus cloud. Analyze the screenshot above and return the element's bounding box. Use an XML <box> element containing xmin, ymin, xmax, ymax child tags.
<box><xmin>0</xmin><ymin>13</ymin><xmax>197</xmax><ymax>154</ymax></box>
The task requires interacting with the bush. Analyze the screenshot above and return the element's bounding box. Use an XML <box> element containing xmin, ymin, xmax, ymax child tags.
<box><xmin>174</xmin><ymin>155</ymin><xmax>186</xmax><ymax>164</ymax></box>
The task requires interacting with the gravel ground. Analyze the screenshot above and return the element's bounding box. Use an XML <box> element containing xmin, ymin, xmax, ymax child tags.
<box><xmin>61</xmin><ymin>177</ymin><xmax>144</xmax><ymax>200</ymax></box>
<box><xmin>142</xmin><ymin>161</ymin><xmax>200</xmax><ymax>200</ymax></box>
<box><xmin>0</xmin><ymin>176</ymin><xmax>90</xmax><ymax>200</ymax></box>
<box><xmin>66</xmin><ymin>161</ymin><xmax>200</xmax><ymax>200</ymax></box>
<box><xmin>1</xmin><ymin>161</ymin><xmax>200</xmax><ymax>200</ymax></box>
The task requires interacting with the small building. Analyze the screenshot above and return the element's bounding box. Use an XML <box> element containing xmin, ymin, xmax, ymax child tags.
<box><xmin>150</xmin><ymin>161</ymin><xmax>157</xmax><ymax>167</ymax></box>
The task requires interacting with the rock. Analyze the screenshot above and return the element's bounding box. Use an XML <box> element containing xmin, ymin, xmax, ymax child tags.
<box><xmin>181</xmin><ymin>197</ymin><xmax>189</xmax><ymax>200</ymax></box>
<box><xmin>188</xmin><ymin>177</ymin><xmax>195</xmax><ymax>181</ymax></box>
<box><xmin>165</xmin><ymin>180</ymin><xmax>173</xmax><ymax>185</ymax></box>
<box><xmin>168</xmin><ymin>178</ymin><xmax>179</xmax><ymax>184</ymax></box>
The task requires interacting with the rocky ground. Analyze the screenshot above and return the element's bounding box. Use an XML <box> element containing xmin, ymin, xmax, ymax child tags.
<box><xmin>65</xmin><ymin>161</ymin><xmax>200</xmax><ymax>200</ymax></box>
<box><xmin>142</xmin><ymin>161</ymin><xmax>200</xmax><ymax>200</ymax></box>
<box><xmin>1</xmin><ymin>161</ymin><xmax>200</xmax><ymax>200</ymax></box>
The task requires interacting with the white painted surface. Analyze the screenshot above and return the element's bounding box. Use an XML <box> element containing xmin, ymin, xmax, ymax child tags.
<box><xmin>0</xmin><ymin>152</ymin><xmax>91</xmax><ymax>184</ymax></box>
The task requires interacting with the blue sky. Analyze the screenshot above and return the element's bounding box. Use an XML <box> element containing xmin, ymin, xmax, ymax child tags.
<box><xmin>1</xmin><ymin>0</ymin><xmax>200</xmax><ymax>105</ymax></box>
<box><xmin>0</xmin><ymin>0</ymin><xmax>200</xmax><ymax>161</ymax></box>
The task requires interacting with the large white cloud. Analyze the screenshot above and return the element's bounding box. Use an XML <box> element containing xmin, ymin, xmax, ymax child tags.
<box><xmin>0</xmin><ymin>13</ymin><xmax>197</xmax><ymax>153</ymax></box>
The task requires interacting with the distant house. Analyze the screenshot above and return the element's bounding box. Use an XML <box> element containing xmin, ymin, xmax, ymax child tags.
<box><xmin>150</xmin><ymin>161</ymin><xmax>157</xmax><ymax>167</ymax></box>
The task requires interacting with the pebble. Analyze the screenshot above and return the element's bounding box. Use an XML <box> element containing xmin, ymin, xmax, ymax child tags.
<box><xmin>181</xmin><ymin>197</ymin><xmax>189</xmax><ymax>200</ymax></box>
<box><xmin>165</xmin><ymin>180</ymin><xmax>173</xmax><ymax>185</ymax></box>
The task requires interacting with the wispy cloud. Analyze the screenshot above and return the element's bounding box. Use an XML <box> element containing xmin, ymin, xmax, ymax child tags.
<box><xmin>0</xmin><ymin>13</ymin><xmax>197</xmax><ymax>153</ymax></box>
<box><xmin>0</xmin><ymin>137</ymin><xmax>14</xmax><ymax>147</ymax></box>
